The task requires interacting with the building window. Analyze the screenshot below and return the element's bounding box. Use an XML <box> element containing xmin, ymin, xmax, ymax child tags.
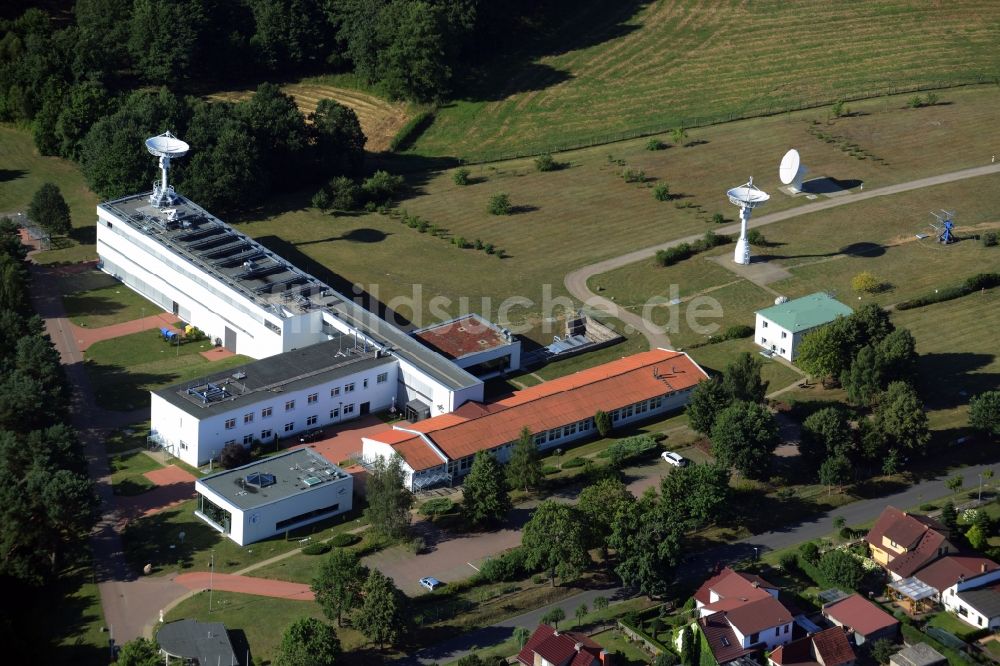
<box><xmin>285</xmin><ymin>400</ymin><xmax>295</xmax><ymax>411</ymax></box>
<box><xmin>548</xmin><ymin>428</ymin><xmax>560</xmax><ymax>440</ymax></box>
<box><xmin>225</xmin><ymin>439</ymin><xmax>236</xmax><ymax>446</ymax></box>
<box><xmin>330</xmin><ymin>408</ymin><xmax>340</xmax><ymax>419</ymax></box>
<box><xmin>775</xmin><ymin>628</ymin><xmax>780</xmax><ymax>637</ymax></box>
<box><xmin>244</xmin><ymin>413</ymin><xmax>254</xmax><ymax>424</ymax></box>
<box><xmin>330</xmin><ymin>387</ymin><xmax>340</xmax><ymax>397</ymax></box>
<box><xmin>343</xmin><ymin>403</ymin><xmax>355</xmax><ymax>415</ymax></box>
<box><xmin>762</xmin><ymin>321</ymin><xmax>768</xmax><ymax>328</ymax></box>
<box><xmin>243</xmin><ymin>434</ymin><xmax>253</xmax><ymax>445</ymax></box>
<box><xmin>761</xmin><ymin>337</ymin><xmax>767</xmax><ymax>344</ymax></box>
<box><xmin>345</xmin><ymin>383</ymin><xmax>355</xmax><ymax>393</ymax></box>
<box><xmin>363</xmin><ymin>379</ymin><xmax>369</xmax><ymax>389</ymax></box>
<box><xmin>264</xmin><ymin>319</ymin><xmax>281</xmax><ymax>335</ymax></box>
<box><xmin>780</xmin><ymin>348</ymin><xmax>786</xmax><ymax>355</ymax></box>
<box><xmin>781</xmin><ymin>331</ymin><xmax>787</xmax><ymax>339</ymax></box>
<box><xmin>307</xmin><ymin>415</ymin><xmax>318</xmax><ymax>426</ymax></box>
<box><xmin>534</xmin><ymin>434</ymin><xmax>545</xmax><ymax>446</ymax></box>
<box><xmin>959</xmin><ymin>606</ymin><xmax>968</xmax><ymax>617</ymax></box>
<box><xmin>377</xmin><ymin>372</ymin><xmax>388</xmax><ymax>384</ymax></box>
<box><xmin>262</xmin><ymin>406</ymin><xmax>272</xmax><ymax>418</ymax></box>
<box><xmin>784</xmin><ymin>624</ymin><xmax>789</xmax><ymax>634</ymax></box>
<box><xmin>225</xmin><ymin>418</ymin><xmax>236</xmax><ymax>430</ymax></box>
<box><xmin>307</xmin><ymin>393</ymin><xmax>318</xmax><ymax>404</ymax></box>
<box><xmin>284</xmin><ymin>422</ymin><xmax>294</xmax><ymax>432</ymax></box>
<box><xmin>261</xmin><ymin>429</ymin><xmax>272</xmax><ymax>440</ymax></box>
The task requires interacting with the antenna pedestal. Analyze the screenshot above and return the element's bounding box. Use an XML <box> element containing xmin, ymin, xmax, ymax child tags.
<box><xmin>734</xmin><ymin>207</ymin><xmax>752</xmax><ymax>265</ymax></box>
<box><xmin>726</xmin><ymin>178</ymin><xmax>769</xmax><ymax>266</ymax></box>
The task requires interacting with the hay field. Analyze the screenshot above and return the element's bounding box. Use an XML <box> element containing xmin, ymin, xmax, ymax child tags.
<box><xmin>414</xmin><ymin>0</ymin><xmax>1000</xmax><ymax>158</ymax></box>
<box><xmin>208</xmin><ymin>77</ymin><xmax>412</xmax><ymax>151</ymax></box>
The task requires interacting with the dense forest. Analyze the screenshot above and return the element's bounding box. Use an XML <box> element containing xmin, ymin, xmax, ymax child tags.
<box><xmin>0</xmin><ymin>0</ymin><xmax>573</xmax><ymax>211</ymax></box>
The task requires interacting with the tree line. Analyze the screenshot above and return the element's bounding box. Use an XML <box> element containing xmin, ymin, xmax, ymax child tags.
<box><xmin>0</xmin><ymin>217</ymin><xmax>100</xmax><ymax>660</ymax></box>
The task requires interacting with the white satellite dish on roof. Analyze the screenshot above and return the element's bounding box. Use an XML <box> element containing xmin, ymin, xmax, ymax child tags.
<box><xmin>726</xmin><ymin>177</ymin><xmax>769</xmax><ymax>265</ymax></box>
<box><xmin>778</xmin><ymin>148</ymin><xmax>808</xmax><ymax>193</ymax></box>
<box><xmin>145</xmin><ymin>131</ymin><xmax>189</xmax><ymax>207</ymax></box>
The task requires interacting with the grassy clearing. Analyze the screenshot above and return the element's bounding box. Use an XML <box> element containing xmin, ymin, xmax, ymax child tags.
<box><xmin>120</xmin><ymin>496</ymin><xmax>368</xmax><ymax>577</ymax></box>
<box><xmin>83</xmin><ymin>329</ymin><xmax>251</xmax><ymax>410</ymax></box>
<box><xmin>109</xmin><ymin>451</ymin><xmax>162</xmax><ymax>497</ymax></box>
<box><xmin>928</xmin><ymin>611</ymin><xmax>983</xmax><ymax>640</ymax></box>
<box><xmin>414</xmin><ymin>1</ymin><xmax>1000</xmax><ymax>159</ymax></box>
<box><xmin>687</xmin><ymin>338</ymin><xmax>803</xmax><ymax>391</ymax></box>
<box><xmin>585</xmin><ymin>629</ymin><xmax>653</xmax><ymax>666</ymax></box>
<box><xmin>0</xmin><ymin>125</ymin><xmax>99</xmax><ymax>264</ymax></box>
<box><xmin>104</xmin><ymin>421</ymin><xmax>153</xmax><ymax>455</ymax></box>
<box><xmin>207</xmin><ymin>74</ymin><xmax>413</xmax><ymax>152</ymax></box>
<box><xmin>62</xmin><ymin>283</ymin><xmax>160</xmax><ymax>328</ymax></box>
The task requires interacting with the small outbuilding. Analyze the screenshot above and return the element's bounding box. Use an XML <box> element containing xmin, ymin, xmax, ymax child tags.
<box><xmin>889</xmin><ymin>643</ymin><xmax>947</xmax><ymax>666</ymax></box>
<box><xmin>754</xmin><ymin>292</ymin><xmax>853</xmax><ymax>361</ymax></box>
<box><xmin>156</xmin><ymin>618</ymin><xmax>241</xmax><ymax>665</ymax></box>
<box><xmin>822</xmin><ymin>593</ymin><xmax>899</xmax><ymax>645</ymax></box>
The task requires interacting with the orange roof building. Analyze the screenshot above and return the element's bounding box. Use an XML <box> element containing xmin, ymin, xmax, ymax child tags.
<box><xmin>361</xmin><ymin>349</ymin><xmax>708</xmax><ymax>490</ymax></box>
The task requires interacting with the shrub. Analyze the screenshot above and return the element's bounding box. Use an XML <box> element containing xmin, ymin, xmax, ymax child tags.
<box><xmin>722</xmin><ymin>324</ymin><xmax>753</xmax><ymax>339</ymax></box>
<box><xmin>479</xmin><ymin>547</ymin><xmax>533</xmax><ymax>582</ymax></box>
<box><xmin>896</xmin><ymin>272</ymin><xmax>1000</xmax><ymax>309</ymax></box>
<box><xmin>646</xmin><ymin>138</ymin><xmax>666</xmax><ymax>151</ymax></box>
<box><xmin>389</xmin><ymin>110</ymin><xmax>435</xmax><ymax>152</ymax></box>
<box><xmin>329</xmin><ymin>532</ymin><xmax>360</xmax><ymax>547</ymax></box>
<box><xmin>621</xmin><ymin>166</ymin><xmax>646</xmax><ymax>183</ymax></box>
<box><xmin>925</xmin><ymin>92</ymin><xmax>939</xmax><ymax>106</ymax></box>
<box><xmin>656</xmin><ymin>243</ymin><xmax>692</xmax><ymax>267</ymax></box>
<box><xmin>541</xmin><ymin>465</ymin><xmax>559</xmax><ymax>475</ymax></box>
<box><xmin>361</xmin><ymin>170</ymin><xmax>405</xmax><ymax>205</ymax></box>
<box><xmin>852</xmin><ymin>271</ymin><xmax>885</xmax><ymax>294</ymax></box>
<box><xmin>474</xmin><ymin>238</ymin><xmax>484</xmax><ymax>250</ymax></box>
<box><xmin>919</xmin><ymin>503</ymin><xmax>938</xmax><ymax>512</ymax></box>
<box><xmin>484</xmin><ymin>243</ymin><xmax>495</xmax><ymax>255</ymax></box>
<box><xmin>601</xmin><ymin>435</ymin><xmax>658</xmax><ymax>468</ymax></box>
<box><xmin>311</xmin><ymin>188</ymin><xmax>332</xmax><ymax>210</ymax></box>
<box><xmin>409</xmin><ymin>537</ymin><xmax>427</xmax><ymax>554</ymax></box>
<box><xmin>831</xmin><ymin>100</ymin><xmax>847</xmax><ymax>118</ymax></box>
<box><xmin>654</xmin><ymin>652</ymin><xmax>679</xmax><ymax>666</ymax></box>
<box><xmin>799</xmin><ymin>541</ymin><xmax>820</xmax><ymax>565</ymax></box>
<box><xmin>561</xmin><ymin>457</ymin><xmax>586</xmax><ymax>469</ymax></box>
<box><xmin>219</xmin><ymin>442</ymin><xmax>251</xmax><ymax>469</ymax></box>
<box><xmin>653</xmin><ymin>184</ymin><xmax>670</xmax><ymax>201</ymax></box>
<box><xmin>535</xmin><ymin>153</ymin><xmax>559</xmax><ymax>172</ymax></box>
<box><xmin>746</xmin><ymin>229</ymin><xmax>766</xmax><ymax>246</ymax></box>
<box><xmin>453</xmin><ymin>236</ymin><xmax>468</xmax><ymax>248</ymax></box>
<box><xmin>453</xmin><ymin>167</ymin><xmax>471</xmax><ymax>186</ymax></box>
<box><xmin>301</xmin><ymin>542</ymin><xmax>331</xmax><ymax>555</ymax></box>
<box><xmin>693</xmin><ymin>230</ymin><xmax>729</xmax><ymax>251</ymax></box>
<box><xmin>419</xmin><ymin>498</ymin><xmax>454</xmax><ymax>516</ymax></box>
<box><xmin>488</xmin><ymin>193</ymin><xmax>512</xmax><ymax>215</ymax></box>
<box><xmin>908</xmin><ymin>95</ymin><xmax>924</xmax><ymax>108</ymax></box>
<box><xmin>779</xmin><ymin>552</ymin><xmax>799</xmax><ymax>572</ymax></box>
<box><xmin>983</xmin><ymin>232</ymin><xmax>998</xmax><ymax>247</ymax></box>
<box><xmin>712</xmin><ymin>213</ymin><xmax>725</xmax><ymax>224</ymax></box>
<box><xmin>819</xmin><ymin>549</ymin><xmax>865</xmax><ymax>590</ymax></box>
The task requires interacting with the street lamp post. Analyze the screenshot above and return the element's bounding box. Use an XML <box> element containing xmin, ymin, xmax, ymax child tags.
<box><xmin>209</xmin><ymin>550</ymin><xmax>215</xmax><ymax>613</ymax></box>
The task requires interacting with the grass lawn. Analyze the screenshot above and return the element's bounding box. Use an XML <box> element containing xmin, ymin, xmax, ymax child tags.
<box><xmin>0</xmin><ymin>125</ymin><xmax>99</xmax><ymax>265</ymax></box>
<box><xmin>63</xmin><ymin>283</ymin><xmax>161</xmax><ymax>328</ymax></box>
<box><xmin>927</xmin><ymin>611</ymin><xmax>982</xmax><ymax>640</ymax></box>
<box><xmin>687</xmin><ymin>338</ymin><xmax>803</xmax><ymax>393</ymax></box>
<box><xmin>104</xmin><ymin>421</ymin><xmax>153</xmax><ymax>455</ymax></box>
<box><xmin>83</xmin><ymin>329</ymin><xmax>251</xmax><ymax>410</ymax></box>
<box><xmin>109</xmin><ymin>450</ymin><xmax>162</xmax><ymax>497</ymax></box>
<box><xmin>412</xmin><ymin>2</ymin><xmax>1000</xmax><ymax>159</ymax></box>
<box><xmin>120</xmin><ymin>497</ymin><xmax>368</xmax><ymax>577</ymax></box>
<box><xmin>589</xmin><ymin>629</ymin><xmax>654</xmax><ymax>666</ymax></box>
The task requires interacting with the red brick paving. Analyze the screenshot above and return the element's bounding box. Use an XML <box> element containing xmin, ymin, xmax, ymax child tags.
<box><xmin>116</xmin><ymin>464</ymin><xmax>198</xmax><ymax>523</ymax></box>
<box><xmin>175</xmin><ymin>572</ymin><xmax>315</xmax><ymax>601</ymax></box>
<box><xmin>145</xmin><ymin>465</ymin><xmax>197</xmax><ymax>486</ymax></box>
<box><xmin>293</xmin><ymin>414</ymin><xmax>390</xmax><ymax>465</ymax></box>
<box><xmin>200</xmin><ymin>347</ymin><xmax>235</xmax><ymax>361</ymax></box>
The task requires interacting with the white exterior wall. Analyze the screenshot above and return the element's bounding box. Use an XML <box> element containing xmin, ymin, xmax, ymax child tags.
<box><xmin>733</xmin><ymin>621</ymin><xmax>793</xmax><ymax>649</ymax></box>
<box><xmin>360</xmin><ymin>438</ymin><xmax>419</xmax><ymax>489</ymax></box>
<box><xmin>943</xmin><ymin>570</ymin><xmax>1000</xmax><ymax>627</ymax></box>
<box><xmin>153</xmin><ymin>363</ymin><xmax>398</xmax><ymax>467</ymax></box>
<box><xmin>97</xmin><ymin>211</ymin><xmax>288</xmax><ymax>359</ymax></box>
<box><xmin>195</xmin><ymin>474</ymin><xmax>353</xmax><ymax>546</ymax></box>
<box><xmin>453</xmin><ymin>340</ymin><xmax>522</xmax><ymax>377</ymax></box>
<box><xmin>754</xmin><ymin>314</ymin><xmax>798</xmax><ymax>362</ymax></box>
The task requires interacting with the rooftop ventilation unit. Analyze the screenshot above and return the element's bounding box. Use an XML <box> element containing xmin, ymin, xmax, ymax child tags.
<box><xmin>303</xmin><ymin>476</ymin><xmax>323</xmax><ymax>487</ymax></box>
<box><xmin>245</xmin><ymin>472</ymin><xmax>276</xmax><ymax>488</ymax></box>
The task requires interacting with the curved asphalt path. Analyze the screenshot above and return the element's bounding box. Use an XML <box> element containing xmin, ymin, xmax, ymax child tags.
<box><xmin>564</xmin><ymin>163</ymin><xmax>1000</xmax><ymax>349</ymax></box>
<box><xmin>403</xmin><ymin>461</ymin><xmax>999</xmax><ymax>664</ymax></box>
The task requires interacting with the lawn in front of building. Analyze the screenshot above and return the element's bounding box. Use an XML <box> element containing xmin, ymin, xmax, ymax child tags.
<box><xmin>63</xmin><ymin>283</ymin><xmax>160</xmax><ymax>328</ymax></box>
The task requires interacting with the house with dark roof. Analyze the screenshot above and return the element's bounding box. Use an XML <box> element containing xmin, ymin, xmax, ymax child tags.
<box><xmin>865</xmin><ymin>507</ymin><xmax>955</xmax><ymax>580</ymax></box>
<box><xmin>889</xmin><ymin>643</ymin><xmax>947</xmax><ymax>666</ymax></box>
<box><xmin>516</xmin><ymin>624</ymin><xmax>610</xmax><ymax>666</ymax></box>
<box><xmin>695</xmin><ymin>568</ymin><xmax>795</xmax><ymax>662</ymax></box>
<box><xmin>913</xmin><ymin>555</ymin><xmax>1000</xmax><ymax>617</ymax></box>
<box><xmin>822</xmin><ymin>593</ymin><xmax>899</xmax><ymax>645</ymax></box>
<box><xmin>953</xmin><ymin>580</ymin><xmax>1000</xmax><ymax>630</ymax></box>
<box><xmin>768</xmin><ymin>627</ymin><xmax>856</xmax><ymax>666</ymax></box>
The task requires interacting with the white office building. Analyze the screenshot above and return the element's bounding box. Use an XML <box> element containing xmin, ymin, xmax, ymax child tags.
<box><xmin>150</xmin><ymin>335</ymin><xmax>397</xmax><ymax>467</ymax></box>
<box><xmin>96</xmin><ymin>190</ymin><xmax>484</xmax><ymax>420</ymax></box>
<box><xmin>195</xmin><ymin>448</ymin><xmax>353</xmax><ymax>546</ymax></box>
<box><xmin>754</xmin><ymin>292</ymin><xmax>853</xmax><ymax>361</ymax></box>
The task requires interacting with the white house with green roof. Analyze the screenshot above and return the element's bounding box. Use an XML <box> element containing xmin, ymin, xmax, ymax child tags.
<box><xmin>754</xmin><ymin>293</ymin><xmax>853</xmax><ymax>361</ymax></box>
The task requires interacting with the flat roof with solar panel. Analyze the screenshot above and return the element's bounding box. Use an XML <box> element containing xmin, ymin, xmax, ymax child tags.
<box><xmin>197</xmin><ymin>448</ymin><xmax>349</xmax><ymax>510</ymax></box>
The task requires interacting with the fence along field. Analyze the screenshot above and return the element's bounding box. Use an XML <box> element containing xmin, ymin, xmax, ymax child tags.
<box><xmin>412</xmin><ymin>0</ymin><xmax>1000</xmax><ymax>160</ymax></box>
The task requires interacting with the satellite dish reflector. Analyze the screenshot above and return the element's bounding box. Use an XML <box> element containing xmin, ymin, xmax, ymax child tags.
<box><xmin>778</xmin><ymin>148</ymin><xmax>808</xmax><ymax>192</ymax></box>
<box><xmin>145</xmin><ymin>132</ymin><xmax>189</xmax><ymax>158</ymax></box>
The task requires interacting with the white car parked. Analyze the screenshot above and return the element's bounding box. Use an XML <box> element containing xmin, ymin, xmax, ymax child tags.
<box><xmin>419</xmin><ymin>576</ymin><xmax>442</xmax><ymax>591</ymax></box>
<box><xmin>661</xmin><ymin>451</ymin><xmax>688</xmax><ymax>467</ymax></box>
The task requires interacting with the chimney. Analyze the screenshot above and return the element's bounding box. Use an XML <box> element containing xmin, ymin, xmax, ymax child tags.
<box><xmin>600</xmin><ymin>649</ymin><xmax>612</xmax><ymax>666</ymax></box>
<box><xmin>753</xmin><ymin>581</ymin><xmax>760</xmax><ymax>588</ymax></box>
<box><xmin>983</xmin><ymin>563</ymin><xmax>989</xmax><ymax>573</ymax></box>
<box><xmin>575</xmin><ymin>642</ymin><xmax>584</xmax><ymax>652</ymax></box>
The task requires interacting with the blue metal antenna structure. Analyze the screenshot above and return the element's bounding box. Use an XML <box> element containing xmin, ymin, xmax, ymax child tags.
<box><xmin>930</xmin><ymin>210</ymin><xmax>956</xmax><ymax>244</ymax></box>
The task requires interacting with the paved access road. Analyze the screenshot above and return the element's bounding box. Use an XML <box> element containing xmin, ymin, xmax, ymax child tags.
<box><xmin>403</xmin><ymin>460</ymin><xmax>999</xmax><ymax>664</ymax></box>
<box><xmin>564</xmin><ymin>163</ymin><xmax>1000</xmax><ymax>348</ymax></box>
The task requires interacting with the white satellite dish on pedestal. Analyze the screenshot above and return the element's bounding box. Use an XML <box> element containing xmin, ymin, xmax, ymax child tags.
<box><xmin>779</xmin><ymin>148</ymin><xmax>808</xmax><ymax>193</ymax></box>
<box><xmin>145</xmin><ymin>131</ymin><xmax>189</xmax><ymax>208</ymax></box>
<box><xmin>726</xmin><ymin>177</ymin><xmax>770</xmax><ymax>265</ymax></box>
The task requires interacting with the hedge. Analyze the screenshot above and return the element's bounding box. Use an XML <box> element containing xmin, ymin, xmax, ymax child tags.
<box><xmin>561</xmin><ymin>457</ymin><xmax>586</xmax><ymax>469</ymax></box>
<box><xmin>389</xmin><ymin>109</ymin><xmax>436</xmax><ymax>152</ymax></box>
<box><xmin>896</xmin><ymin>272</ymin><xmax>1000</xmax><ymax>310</ymax></box>
<box><xmin>597</xmin><ymin>434</ymin><xmax>658</xmax><ymax>461</ymax></box>
<box><xmin>655</xmin><ymin>232</ymin><xmax>731</xmax><ymax>267</ymax></box>
<box><xmin>302</xmin><ymin>542</ymin><xmax>331</xmax><ymax>555</ymax></box>
<box><xmin>329</xmin><ymin>532</ymin><xmax>360</xmax><ymax>548</ymax></box>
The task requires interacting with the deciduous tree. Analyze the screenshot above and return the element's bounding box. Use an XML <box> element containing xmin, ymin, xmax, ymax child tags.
<box><xmin>115</xmin><ymin>637</ymin><xmax>161</xmax><ymax>666</ymax></box>
<box><xmin>800</xmin><ymin>407</ymin><xmax>853</xmax><ymax>469</ymax></box>
<box><xmin>312</xmin><ymin>548</ymin><xmax>367</xmax><ymax>627</ymax></box>
<box><xmin>723</xmin><ymin>352</ymin><xmax>768</xmax><ymax>403</ymax></box>
<box><xmin>273</xmin><ymin>617</ymin><xmax>341</xmax><ymax>666</ymax></box>
<box><xmin>874</xmin><ymin>381</ymin><xmax>930</xmax><ymax>453</ymax></box>
<box><xmin>356</xmin><ymin>569</ymin><xmax>408</xmax><ymax>649</ymax></box>
<box><xmin>577</xmin><ymin>476</ymin><xmax>633</xmax><ymax>556</ymax></box>
<box><xmin>310</xmin><ymin>99</ymin><xmax>366</xmax><ymax>177</ymax></box>
<box><xmin>686</xmin><ymin>376</ymin><xmax>730</xmax><ymax>435</ymax></box>
<box><xmin>842</xmin><ymin>345</ymin><xmax>884</xmax><ymax>407</ymax></box>
<box><xmin>658</xmin><ymin>462</ymin><xmax>730</xmax><ymax>530</ymax></box>
<box><xmin>819</xmin><ymin>455</ymin><xmax>852</xmax><ymax>493</ymax></box>
<box><xmin>27</xmin><ymin>183</ymin><xmax>71</xmax><ymax>236</ymax></box>
<box><xmin>609</xmin><ymin>491</ymin><xmax>683</xmax><ymax>597</ymax></box>
<box><xmin>522</xmin><ymin>501</ymin><xmax>589</xmax><ymax>586</ymax></box>
<box><xmin>818</xmin><ymin>550</ymin><xmax>865</xmax><ymax>590</ymax></box>
<box><xmin>364</xmin><ymin>454</ymin><xmax>413</xmax><ymax>540</ymax></box>
<box><xmin>970</xmin><ymin>391</ymin><xmax>1000</xmax><ymax>438</ymax></box>
<box><xmin>461</xmin><ymin>451</ymin><xmax>511</xmax><ymax>528</ymax></box>
<box><xmin>506</xmin><ymin>427</ymin><xmax>542</xmax><ymax>492</ymax></box>
<box><xmin>710</xmin><ymin>401</ymin><xmax>779</xmax><ymax>479</ymax></box>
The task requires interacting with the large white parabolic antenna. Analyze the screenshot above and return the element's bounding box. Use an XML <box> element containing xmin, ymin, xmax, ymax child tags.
<box><xmin>778</xmin><ymin>148</ymin><xmax>808</xmax><ymax>192</ymax></box>
<box><xmin>726</xmin><ymin>177</ymin><xmax>769</xmax><ymax>265</ymax></box>
<box><xmin>145</xmin><ymin>131</ymin><xmax>189</xmax><ymax>207</ymax></box>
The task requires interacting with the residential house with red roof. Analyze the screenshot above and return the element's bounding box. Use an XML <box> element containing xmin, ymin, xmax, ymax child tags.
<box><xmin>822</xmin><ymin>593</ymin><xmax>899</xmax><ymax>645</ymax></box>
<box><xmin>361</xmin><ymin>349</ymin><xmax>708</xmax><ymax>490</ymax></box>
<box><xmin>516</xmin><ymin>624</ymin><xmax>611</xmax><ymax>666</ymax></box>
<box><xmin>694</xmin><ymin>568</ymin><xmax>795</xmax><ymax>662</ymax></box>
<box><xmin>768</xmin><ymin>627</ymin><xmax>856</xmax><ymax>666</ymax></box>
<box><xmin>865</xmin><ymin>507</ymin><xmax>955</xmax><ymax>581</ymax></box>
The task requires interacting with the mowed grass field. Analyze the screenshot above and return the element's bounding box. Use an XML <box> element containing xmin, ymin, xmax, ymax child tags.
<box><xmin>414</xmin><ymin>0</ymin><xmax>1000</xmax><ymax>158</ymax></box>
<box><xmin>208</xmin><ymin>75</ymin><xmax>413</xmax><ymax>152</ymax></box>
